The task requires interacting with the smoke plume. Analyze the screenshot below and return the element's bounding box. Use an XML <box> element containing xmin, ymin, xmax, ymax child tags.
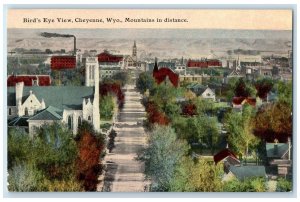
<box><xmin>40</xmin><ymin>32</ymin><xmax>75</xmax><ymax>38</ymax></box>
<box><xmin>40</xmin><ymin>32</ymin><xmax>77</xmax><ymax>55</ymax></box>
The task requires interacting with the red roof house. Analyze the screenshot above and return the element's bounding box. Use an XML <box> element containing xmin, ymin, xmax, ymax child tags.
<box><xmin>51</xmin><ymin>56</ymin><xmax>76</xmax><ymax>70</ymax></box>
<box><xmin>98</xmin><ymin>51</ymin><xmax>123</xmax><ymax>63</ymax></box>
<box><xmin>187</xmin><ymin>59</ymin><xmax>222</xmax><ymax>68</ymax></box>
<box><xmin>153</xmin><ymin>67</ymin><xmax>179</xmax><ymax>87</ymax></box>
<box><xmin>7</xmin><ymin>75</ymin><xmax>51</xmax><ymax>86</ymax></box>
<box><xmin>232</xmin><ymin>97</ymin><xmax>256</xmax><ymax>108</ymax></box>
<box><xmin>213</xmin><ymin>148</ymin><xmax>240</xmax><ymax>165</ymax></box>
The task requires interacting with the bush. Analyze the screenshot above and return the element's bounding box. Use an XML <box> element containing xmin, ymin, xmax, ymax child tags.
<box><xmin>223</xmin><ymin>177</ymin><xmax>267</xmax><ymax>192</ymax></box>
<box><xmin>107</xmin><ymin>129</ymin><xmax>117</xmax><ymax>153</ymax></box>
<box><xmin>41</xmin><ymin>176</ymin><xmax>83</xmax><ymax>192</ymax></box>
<box><xmin>7</xmin><ymin>128</ymin><xmax>31</xmax><ymax>169</ymax></box>
<box><xmin>8</xmin><ymin>123</ymin><xmax>82</xmax><ymax>192</ymax></box>
<box><xmin>100</xmin><ymin>95</ymin><xmax>115</xmax><ymax>120</ymax></box>
<box><xmin>8</xmin><ymin>164</ymin><xmax>43</xmax><ymax>192</ymax></box>
<box><xmin>276</xmin><ymin>178</ymin><xmax>292</xmax><ymax>192</ymax></box>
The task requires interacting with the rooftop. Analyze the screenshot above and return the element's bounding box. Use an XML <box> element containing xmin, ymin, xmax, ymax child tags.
<box><xmin>230</xmin><ymin>166</ymin><xmax>266</xmax><ymax>181</ymax></box>
<box><xmin>8</xmin><ymin>86</ymin><xmax>94</xmax><ymax>110</ymax></box>
<box><xmin>28</xmin><ymin>106</ymin><xmax>62</xmax><ymax>121</ymax></box>
<box><xmin>214</xmin><ymin>148</ymin><xmax>240</xmax><ymax>165</ymax></box>
<box><xmin>266</xmin><ymin>143</ymin><xmax>290</xmax><ymax>159</ymax></box>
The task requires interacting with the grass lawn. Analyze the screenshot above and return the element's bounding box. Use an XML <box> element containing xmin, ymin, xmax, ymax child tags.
<box><xmin>213</xmin><ymin>102</ymin><xmax>229</xmax><ymax>109</ymax></box>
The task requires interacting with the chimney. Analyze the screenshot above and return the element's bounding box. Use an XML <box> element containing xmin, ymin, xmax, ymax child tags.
<box><xmin>273</xmin><ymin>139</ymin><xmax>279</xmax><ymax>156</ymax></box>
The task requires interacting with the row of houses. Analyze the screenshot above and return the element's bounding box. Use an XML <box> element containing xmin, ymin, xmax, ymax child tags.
<box><xmin>213</xmin><ymin>138</ymin><xmax>292</xmax><ymax>182</ymax></box>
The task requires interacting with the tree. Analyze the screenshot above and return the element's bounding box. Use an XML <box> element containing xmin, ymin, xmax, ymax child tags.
<box><xmin>7</xmin><ymin>123</ymin><xmax>83</xmax><ymax>191</ymax></box>
<box><xmin>145</xmin><ymin>101</ymin><xmax>170</xmax><ymax>126</ymax></box>
<box><xmin>147</xmin><ymin>82</ymin><xmax>182</xmax><ymax>121</ymax></box>
<box><xmin>136</xmin><ymin>72</ymin><xmax>155</xmax><ymax>94</ymax></box>
<box><xmin>111</xmin><ymin>71</ymin><xmax>131</xmax><ymax>87</ymax></box>
<box><xmin>181</xmin><ymin>103</ymin><xmax>197</xmax><ymax>116</ymax></box>
<box><xmin>254</xmin><ymin>101</ymin><xmax>292</xmax><ymax>142</ymax></box>
<box><xmin>234</xmin><ymin>78</ymin><xmax>256</xmax><ymax>98</ymax></box>
<box><xmin>100</xmin><ymin>94</ymin><xmax>115</xmax><ymax>120</ymax></box>
<box><xmin>224</xmin><ymin>105</ymin><xmax>259</xmax><ymax>159</ymax></box>
<box><xmin>8</xmin><ymin>128</ymin><xmax>31</xmax><ymax>169</ymax></box>
<box><xmin>100</xmin><ymin>82</ymin><xmax>125</xmax><ymax>108</ymax></box>
<box><xmin>187</xmin><ymin>159</ymin><xmax>224</xmax><ymax>192</ymax></box>
<box><xmin>34</xmin><ymin>122</ymin><xmax>78</xmax><ymax>179</ymax></box>
<box><xmin>170</xmin><ymin>158</ymin><xmax>223</xmax><ymax>192</ymax></box>
<box><xmin>276</xmin><ymin>80</ymin><xmax>292</xmax><ymax>108</ymax></box>
<box><xmin>169</xmin><ymin>156</ymin><xmax>194</xmax><ymax>192</ymax></box>
<box><xmin>201</xmin><ymin>116</ymin><xmax>220</xmax><ymax>154</ymax></box>
<box><xmin>150</xmin><ymin>82</ymin><xmax>178</xmax><ymax>110</ymax></box>
<box><xmin>194</xmin><ymin>97</ymin><xmax>214</xmax><ymax>116</ymax></box>
<box><xmin>185</xmin><ymin>115</ymin><xmax>220</xmax><ymax>154</ymax></box>
<box><xmin>138</xmin><ymin>125</ymin><xmax>189</xmax><ymax>191</ymax></box>
<box><xmin>75</xmin><ymin>121</ymin><xmax>106</xmax><ymax>191</ymax></box>
<box><xmin>255</xmin><ymin>77</ymin><xmax>274</xmax><ymax>99</ymax></box>
<box><xmin>225</xmin><ymin>77</ymin><xmax>239</xmax><ymax>101</ymax></box>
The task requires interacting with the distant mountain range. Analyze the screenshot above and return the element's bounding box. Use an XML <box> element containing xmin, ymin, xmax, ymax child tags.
<box><xmin>8</xmin><ymin>28</ymin><xmax>292</xmax><ymax>59</ymax></box>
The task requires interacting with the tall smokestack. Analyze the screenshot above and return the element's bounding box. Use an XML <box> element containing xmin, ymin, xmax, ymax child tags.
<box><xmin>40</xmin><ymin>32</ymin><xmax>76</xmax><ymax>55</ymax></box>
<box><xmin>73</xmin><ymin>36</ymin><xmax>76</xmax><ymax>56</ymax></box>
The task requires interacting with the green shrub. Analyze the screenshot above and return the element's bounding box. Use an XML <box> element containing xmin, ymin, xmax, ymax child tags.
<box><xmin>276</xmin><ymin>178</ymin><xmax>292</xmax><ymax>192</ymax></box>
<box><xmin>8</xmin><ymin>164</ymin><xmax>43</xmax><ymax>192</ymax></box>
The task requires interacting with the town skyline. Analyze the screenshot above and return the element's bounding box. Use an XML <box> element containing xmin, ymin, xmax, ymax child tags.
<box><xmin>8</xmin><ymin>28</ymin><xmax>292</xmax><ymax>59</ymax></box>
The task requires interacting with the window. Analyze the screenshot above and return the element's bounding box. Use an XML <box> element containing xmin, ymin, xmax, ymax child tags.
<box><xmin>8</xmin><ymin>108</ymin><xmax>12</xmax><ymax>115</ymax></box>
<box><xmin>88</xmin><ymin>115</ymin><xmax>92</xmax><ymax>121</ymax></box>
<box><xmin>91</xmin><ymin>66</ymin><xmax>95</xmax><ymax>80</ymax></box>
<box><xmin>68</xmin><ymin>116</ymin><xmax>73</xmax><ymax>130</ymax></box>
<box><xmin>32</xmin><ymin>80</ymin><xmax>38</xmax><ymax>86</ymax></box>
<box><xmin>78</xmin><ymin>116</ymin><xmax>82</xmax><ymax>126</ymax></box>
<box><xmin>25</xmin><ymin>108</ymin><xmax>28</xmax><ymax>116</ymax></box>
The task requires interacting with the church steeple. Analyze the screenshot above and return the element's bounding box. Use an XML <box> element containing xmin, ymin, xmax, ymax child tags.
<box><xmin>132</xmin><ymin>40</ymin><xmax>137</xmax><ymax>61</ymax></box>
<box><xmin>153</xmin><ymin>57</ymin><xmax>158</xmax><ymax>72</ymax></box>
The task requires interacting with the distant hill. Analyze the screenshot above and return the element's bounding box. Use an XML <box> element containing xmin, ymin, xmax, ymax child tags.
<box><xmin>8</xmin><ymin>28</ymin><xmax>292</xmax><ymax>59</ymax></box>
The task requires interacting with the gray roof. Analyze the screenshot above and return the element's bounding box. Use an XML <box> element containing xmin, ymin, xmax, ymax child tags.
<box><xmin>28</xmin><ymin>106</ymin><xmax>62</xmax><ymax>121</ymax></box>
<box><xmin>187</xmin><ymin>83</ymin><xmax>212</xmax><ymax>95</ymax></box>
<box><xmin>266</xmin><ymin>143</ymin><xmax>290</xmax><ymax>158</ymax></box>
<box><xmin>230</xmin><ymin>166</ymin><xmax>266</xmax><ymax>181</ymax></box>
<box><xmin>8</xmin><ymin>116</ymin><xmax>30</xmax><ymax>127</ymax></box>
<box><xmin>8</xmin><ymin>86</ymin><xmax>94</xmax><ymax>110</ymax></box>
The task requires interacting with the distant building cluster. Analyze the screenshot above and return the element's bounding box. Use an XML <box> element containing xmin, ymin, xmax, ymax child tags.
<box><xmin>7</xmin><ymin>38</ymin><xmax>293</xmax><ymax>144</ymax></box>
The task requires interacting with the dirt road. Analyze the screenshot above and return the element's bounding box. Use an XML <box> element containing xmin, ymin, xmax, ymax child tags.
<box><xmin>101</xmin><ymin>84</ymin><xmax>148</xmax><ymax>192</ymax></box>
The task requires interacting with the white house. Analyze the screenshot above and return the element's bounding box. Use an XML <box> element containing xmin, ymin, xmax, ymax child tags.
<box><xmin>8</xmin><ymin>57</ymin><xmax>101</xmax><ymax>135</ymax></box>
<box><xmin>187</xmin><ymin>83</ymin><xmax>216</xmax><ymax>101</ymax></box>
